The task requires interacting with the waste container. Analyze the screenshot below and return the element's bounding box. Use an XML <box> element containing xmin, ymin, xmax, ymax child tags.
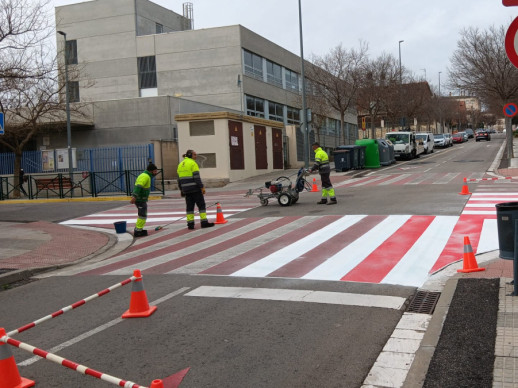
<box><xmin>355</xmin><ymin>139</ymin><xmax>380</xmax><ymax>168</ymax></box>
<box><xmin>335</xmin><ymin>145</ymin><xmax>359</xmax><ymax>169</ymax></box>
<box><xmin>385</xmin><ymin>139</ymin><xmax>396</xmax><ymax>164</ymax></box>
<box><xmin>376</xmin><ymin>139</ymin><xmax>392</xmax><ymax>166</ymax></box>
<box><xmin>114</xmin><ymin>221</ymin><xmax>127</xmax><ymax>234</ymax></box>
<box><xmin>495</xmin><ymin>202</ymin><xmax>518</xmax><ymax>260</ymax></box>
<box><xmin>333</xmin><ymin>149</ymin><xmax>351</xmax><ymax>172</ymax></box>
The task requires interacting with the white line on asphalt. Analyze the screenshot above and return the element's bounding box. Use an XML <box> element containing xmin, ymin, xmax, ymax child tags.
<box><xmin>17</xmin><ymin>287</ymin><xmax>190</xmax><ymax>366</ymax></box>
<box><xmin>185</xmin><ymin>286</ymin><xmax>406</xmax><ymax>310</ymax></box>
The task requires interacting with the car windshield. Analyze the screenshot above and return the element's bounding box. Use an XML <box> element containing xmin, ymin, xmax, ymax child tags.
<box><xmin>416</xmin><ymin>134</ymin><xmax>427</xmax><ymax>140</ymax></box>
<box><xmin>386</xmin><ymin>134</ymin><xmax>409</xmax><ymax>144</ymax></box>
<box><xmin>435</xmin><ymin>134</ymin><xmax>444</xmax><ymax>139</ymax></box>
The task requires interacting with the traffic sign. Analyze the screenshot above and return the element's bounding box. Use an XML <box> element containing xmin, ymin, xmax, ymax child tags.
<box><xmin>503</xmin><ymin>0</ymin><xmax>518</xmax><ymax>6</ymax></box>
<box><xmin>506</xmin><ymin>17</ymin><xmax>518</xmax><ymax>68</ymax></box>
<box><xmin>503</xmin><ymin>103</ymin><xmax>518</xmax><ymax>117</ymax></box>
<box><xmin>0</xmin><ymin>112</ymin><xmax>3</xmax><ymax>135</ymax></box>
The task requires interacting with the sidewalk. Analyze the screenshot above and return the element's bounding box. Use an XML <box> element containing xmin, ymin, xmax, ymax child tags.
<box><xmin>1</xmin><ymin>136</ymin><xmax>518</xmax><ymax>387</ymax></box>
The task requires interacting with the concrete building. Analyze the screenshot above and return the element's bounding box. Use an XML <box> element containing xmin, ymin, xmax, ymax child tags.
<box><xmin>49</xmin><ymin>0</ymin><xmax>357</xmax><ymax>182</ymax></box>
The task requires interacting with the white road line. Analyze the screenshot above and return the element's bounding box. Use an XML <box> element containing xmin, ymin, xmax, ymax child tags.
<box><xmin>185</xmin><ymin>286</ymin><xmax>406</xmax><ymax>310</ymax></box>
<box><xmin>17</xmin><ymin>287</ymin><xmax>189</xmax><ymax>366</ymax></box>
<box><xmin>378</xmin><ymin>174</ymin><xmax>412</xmax><ymax>186</ymax></box>
<box><xmin>302</xmin><ymin>215</ymin><xmax>411</xmax><ymax>281</ymax></box>
<box><xmin>231</xmin><ymin>215</ymin><xmax>366</xmax><ymax>278</ymax></box>
<box><xmin>477</xmin><ymin>219</ymin><xmax>499</xmax><ymax>254</ymax></box>
<box><xmin>381</xmin><ymin>216</ymin><xmax>458</xmax><ymax>287</ymax></box>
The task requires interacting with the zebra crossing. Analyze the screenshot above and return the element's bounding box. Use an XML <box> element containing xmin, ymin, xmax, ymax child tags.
<box><xmin>58</xmin><ymin>191</ymin><xmax>514</xmax><ymax>287</ymax></box>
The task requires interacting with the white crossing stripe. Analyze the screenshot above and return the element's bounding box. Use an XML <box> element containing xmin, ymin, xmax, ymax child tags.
<box><xmin>185</xmin><ymin>286</ymin><xmax>407</xmax><ymax>310</ymax></box>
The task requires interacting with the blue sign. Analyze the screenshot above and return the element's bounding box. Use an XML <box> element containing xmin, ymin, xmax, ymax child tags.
<box><xmin>503</xmin><ymin>103</ymin><xmax>518</xmax><ymax>117</ymax></box>
<box><xmin>0</xmin><ymin>112</ymin><xmax>3</xmax><ymax>135</ymax></box>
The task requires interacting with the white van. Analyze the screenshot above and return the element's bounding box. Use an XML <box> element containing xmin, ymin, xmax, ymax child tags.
<box><xmin>416</xmin><ymin>132</ymin><xmax>434</xmax><ymax>154</ymax></box>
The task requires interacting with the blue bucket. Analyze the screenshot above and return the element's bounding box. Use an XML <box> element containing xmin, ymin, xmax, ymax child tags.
<box><xmin>114</xmin><ymin>221</ymin><xmax>127</xmax><ymax>234</ymax></box>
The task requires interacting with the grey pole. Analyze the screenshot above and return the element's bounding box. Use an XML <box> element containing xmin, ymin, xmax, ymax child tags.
<box><xmin>57</xmin><ymin>31</ymin><xmax>73</xmax><ymax>181</ymax></box>
<box><xmin>299</xmin><ymin>0</ymin><xmax>309</xmax><ymax>168</ymax></box>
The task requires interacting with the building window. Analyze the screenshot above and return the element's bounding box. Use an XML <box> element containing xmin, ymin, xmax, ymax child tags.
<box><xmin>156</xmin><ymin>23</ymin><xmax>163</xmax><ymax>34</ymax></box>
<box><xmin>243</xmin><ymin>50</ymin><xmax>263</xmax><ymax>80</ymax></box>
<box><xmin>138</xmin><ymin>56</ymin><xmax>157</xmax><ymax>89</ymax></box>
<box><xmin>266</xmin><ymin>60</ymin><xmax>282</xmax><ymax>87</ymax></box>
<box><xmin>68</xmin><ymin>81</ymin><xmax>80</xmax><ymax>102</ymax></box>
<box><xmin>65</xmin><ymin>40</ymin><xmax>77</xmax><ymax>65</ymax></box>
<box><xmin>287</xmin><ymin>106</ymin><xmax>300</xmax><ymax>124</ymax></box>
<box><xmin>189</xmin><ymin>121</ymin><xmax>215</xmax><ymax>136</ymax></box>
<box><xmin>268</xmin><ymin>101</ymin><xmax>283</xmax><ymax>122</ymax></box>
<box><xmin>246</xmin><ymin>95</ymin><xmax>265</xmax><ymax>118</ymax></box>
<box><xmin>285</xmin><ymin>69</ymin><xmax>299</xmax><ymax>92</ymax></box>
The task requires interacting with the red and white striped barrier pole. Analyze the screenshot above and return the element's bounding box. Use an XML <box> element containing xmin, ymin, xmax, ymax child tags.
<box><xmin>466</xmin><ymin>176</ymin><xmax>513</xmax><ymax>182</ymax></box>
<box><xmin>0</xmin><ymin>331</ymin><xmax>157</xmax><ymax>388</ymax></box>
<box><xmin>7</xmin><ymin>276</ymin><xmax>136</xmax><ymax>337</ymax></box>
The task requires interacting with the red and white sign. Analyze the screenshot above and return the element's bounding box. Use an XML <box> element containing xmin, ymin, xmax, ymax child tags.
<box><xmin>505</xmin><ymin>17</ymin><xmax>518</xmax><ymax>68</ymax></box>
<box><xmin>503</xmin><ymin>0</ymin><xmax>518</xmax><ymax>6</ymax></box>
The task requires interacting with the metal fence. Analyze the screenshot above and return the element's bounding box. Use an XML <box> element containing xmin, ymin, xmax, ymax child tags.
<box><xmin>0</xmin><ymin>170</ymin><xmax>165</xmax><ymax>200</ymax></box>
<box><xmin>0</xmin><ymin>144</ymin><xmax>164</xmax><ymax>200</ymax></box>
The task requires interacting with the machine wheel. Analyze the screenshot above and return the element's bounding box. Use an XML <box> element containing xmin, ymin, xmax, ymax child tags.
<box><xmin>278</xmin><ymin>193</ymin><xmax>292</xmax><ymax>207</ymax></box>
<box><xmin>260</xmin><ymin>198</ymin><xmax>268</xmax><ymax>206</ymax></box>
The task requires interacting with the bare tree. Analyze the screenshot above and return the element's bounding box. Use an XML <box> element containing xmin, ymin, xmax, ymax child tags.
<box><xmin>0</xmin><ymin>0</ymin><xmax>89</xmax><ymax>197</ymax></box>
<box><xmin>449</xmin><ymin>25</ymin><xmax>518</xmax><ymax>159</ymax></box>
<box><xmin>357</xmin><ymin>53</ymin><xmax>400</xmax><ymax>138</ymax></box>
<box><xmin>308</xmin><ymin>42</ymin><xmax>369</xmax><ymax>144</ymax></box>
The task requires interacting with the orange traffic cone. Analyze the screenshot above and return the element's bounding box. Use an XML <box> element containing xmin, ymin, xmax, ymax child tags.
<box><xmin>122</xmin><ymin>269</ymin><xmax>157</xmax><ymax>318</ymax></box>
<box><xmin>459</xmin><ymin>177</ymin><xmax>471</xmax><ymax>195</ymax></box>
<box><xmin>0</xmin><ymin>328</ymin><xmax>35</xmax><ymax>388</ymax></box>
<box><xmin>311</xmin><ymin>178</ymin><xmax>319</xmax><ymax>192</ymax></box>
<box><xmin>214</xmin><ymin>203</ymin><xmax>228</xmax><ymax>224</ymax></box>
<box><xmin>149</xmin><ymin>380</ymin><xmax>164</xmax><ymax>388</ymax></box>
<box><xmin>457</xmin><ymin>236</ymin><xmax>485</xmax><ymax>273</ymax></box>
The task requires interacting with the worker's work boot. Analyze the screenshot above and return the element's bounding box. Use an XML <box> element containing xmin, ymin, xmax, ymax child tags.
<box><xmin>201</xmin><ymin>220</ymin><xmax>215</xmax><ymax>228</ymax></box>
<box><xmin>317</xmin><ymin>198</ymin><xmax>327</xmax><ymax>204</ymax></box>
<box><xmin>187</xmin><ymin>223</ymin><xmax>195</xmax><ymax>230</ymax></box>
<box><xmin>134</xmin><ymin>229</ymin><xmax>148</xmax><ymax>237</ymax></box>
<box><xmin>327</xmin><ymin>198</ymin><xmax>337</xmax><ymax>205</ymax></box>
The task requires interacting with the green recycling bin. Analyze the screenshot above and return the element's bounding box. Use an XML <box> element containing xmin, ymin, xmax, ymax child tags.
<box><xmin>355</xmin><ymin>139</ymin><xmax>380</xmax><ymax>168</ymax></box>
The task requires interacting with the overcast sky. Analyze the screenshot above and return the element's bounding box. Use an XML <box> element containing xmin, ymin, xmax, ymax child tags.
<box><xmin>50</xmin><ymin>0</ymin><xmax>518</xmax><ymax>94</ymax></box>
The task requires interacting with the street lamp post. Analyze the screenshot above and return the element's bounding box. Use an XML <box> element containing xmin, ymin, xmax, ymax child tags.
<box><xmin>57</xmin><ymin>31</ymin><xmax>73</xmax><ymax>181</ymax></box>
<box><xmin>438</xmin><ymin>71</ymin><xmax>442</xmax><ymax>133</ymax></box>
<box><xmin>298</xmin><ymin>0</ymin><xmax>309</xmax><ymax>167</ymax></box>
<box><xmin>398</xmin><ymin>40</ymin><xmax>404</xmax><ymax>84</ymax></box>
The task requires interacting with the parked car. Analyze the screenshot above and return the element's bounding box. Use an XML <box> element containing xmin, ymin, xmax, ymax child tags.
<box><xmin>452</xmin><ymin>132</ymin><xmax>465</xmax><ymax>143</ymax></box>
<box><xmin>475</xmin><ymin>129</ymin><xmax>491</xmax><ymax>141</ymax></box>
<box><xmin>416</xmin><ymin>132</ymin><xmax>434</xmax><ymax>154</ymax></box>
<box><xmin>444</xmin><ymin>133</ymin><xmax>453</xmax><ymax>146</ymax></box>
<box><xmin>465</xmin><ymin>128</ymin><xmax>475</xmax><ymax>138</ymax></box>
<box><xmin>434</xmin><ymin>134</ymin><xmax>447</xmax><ymax>147</ymax></box>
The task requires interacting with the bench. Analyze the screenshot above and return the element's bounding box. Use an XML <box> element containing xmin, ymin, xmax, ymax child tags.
<box><xmin>34</xmin><ymin>177</ymin><xmax>83</xmax><ymax>198</ymax></box>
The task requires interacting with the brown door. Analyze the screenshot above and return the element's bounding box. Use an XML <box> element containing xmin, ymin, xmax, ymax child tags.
<box><xmin>229</xmin><ymin>120</ymin><xmax>244</xmax><ymax>170</ymax></box>
<box><xmin>254</xmin><ymin>125</ymin><xmax>268</xmax><ymax>169</ymax></box>
<box><xmin>272</xmin><ymin>127</ymin><xmax>283</xmax><ymax>169</ymax></box>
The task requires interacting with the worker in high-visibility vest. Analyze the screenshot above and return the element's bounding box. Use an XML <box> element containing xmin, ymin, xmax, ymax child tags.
<box><xmin>130</xmin><ymin>162</ymin><xmax>159</xmax><ymax>237</ymax></box>
<box><xmin>177</xmin><ymin>150</ymin><xmax>214</xmax><ymax>230</ymax></box>
<box><xmin>309</xmin><ymin>142</ymin><xmax>337</xmax><ymax>205</ymax></box>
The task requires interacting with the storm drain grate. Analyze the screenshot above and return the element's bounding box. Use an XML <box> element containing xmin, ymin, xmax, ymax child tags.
<box><xmin>406</xmin><ymin>291</ymin><xmax>441</xmax><ymax>314</ymax></box>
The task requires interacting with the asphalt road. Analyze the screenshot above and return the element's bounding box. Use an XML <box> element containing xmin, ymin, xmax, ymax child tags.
<box><xmin>0</xmin><ymin>134</ymin><xmax>505</xmax><ymax>387</ymax></box>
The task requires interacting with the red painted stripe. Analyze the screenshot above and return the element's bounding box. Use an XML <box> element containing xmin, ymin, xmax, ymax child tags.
<box><xmin>78</xmin><ymin>218</ymin><xmax>255</xmax><ymax>275</ymax></box>
<box><xmin>51</xmin><ymin>311</ymin><xmax>64</xmax><ymax>318</ymax></box>
<box><xmin>143</xmin><ymin>216</ymin><xmax>302</xmax><ymax>274</ymax></box>
<box><xmin>71</xmin><ymin>300</ymin><xmax>86</xmax><ymax>309</ymax></box>
<box><xmin>7</xmin><ymin>338</ymin><xmax>21</xmax><ymax>347</ymax></box>
<box><xmin>33</xmin><ymin>347</ymin><xmax>48</xmax><ymax>358</ymax></box>
<box><xmin>122</xmin><ymin>227</ymin><xmax>192</xmax><ymax>254</ymax></box>
<box><xmin>85</xmin><ymin>368</ymin><xmax>103</xmax><ymax>379</ymax></box>
<box><xmin>430</xmin><ymin>214</ymin><xmax>485</xmax><ymax>272</ymax></box>
<box><xmin>268</xmin><ymin>215</ymin><xmax>387</xmax><ymax>278</ymax></box>
<box><xmin>17</xmin><ymin>323</ymin><xmax>36</xmax><ymax>333</ymax></box>
<box><xmin>341</xmin><ymin>216</ymin><xmax>434</xmax><ymax>282</ymax></box>
<box><xmin>62</xmin><ymin>359</ymin><xmax>80</xmax><ymax>370</ymax></box>
<box><xmin>201</xmin><ymin>216</ymin><xmax>342</xmax><ymax>275</ymax></box>
<box><xmin>98</xmin><ymin>289</ymin><xmax>110</xmax><ymax>297</ymax></box>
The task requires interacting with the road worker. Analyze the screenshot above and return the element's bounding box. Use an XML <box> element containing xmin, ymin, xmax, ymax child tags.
<box><xmin>130</xmin><ymin>162</ymin><xmax>159</xmax><ymax>237</ymax></box>
<box><xmin>309</xmin><ymin>142</ymin><xmax>337</xmax><ymax>205</ymax></box>
<box><xmin>177</xmin><ymin>149</ymin><xmax>214</xmax><ymax>230</ymax></box>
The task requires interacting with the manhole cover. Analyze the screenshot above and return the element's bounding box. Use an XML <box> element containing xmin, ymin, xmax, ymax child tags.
<box><xmin>406</xmin><ymin>290</ymin><xmax>441</xmax><ymax>314</ymax></box>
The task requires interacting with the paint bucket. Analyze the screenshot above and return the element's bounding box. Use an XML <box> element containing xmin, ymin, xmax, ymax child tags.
<box><xmin>114</xmin><ymin>221</ymin><xmax>127</xmax><ymax>234</ymax></box>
